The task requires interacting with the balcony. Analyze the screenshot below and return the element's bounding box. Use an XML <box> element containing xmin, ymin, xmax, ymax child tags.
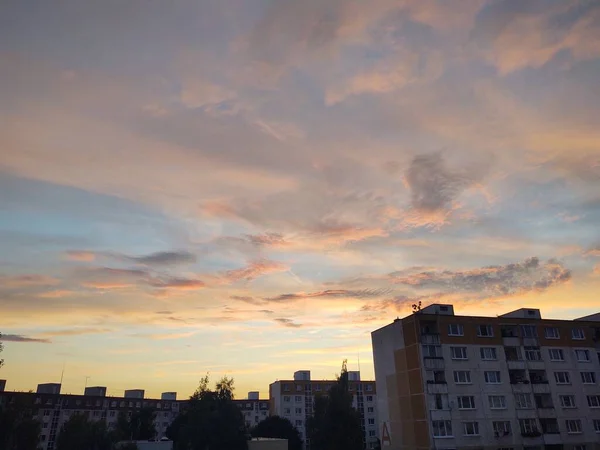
<box><xmin>521</xmin><ymin>430</ymin><xmax>542</xmax><ymax>438</ymax></box>
<box><xmin>424</xmin><ymin>358</ymin><xmax>445</xmax><ymax>370</ymax></box>
<box><xmin>529</xmin><ymin>371</ymin><xmax>549</xmax><ymax>385</ymax></box>
<box><xmin>421</xmin><ymin>334</ymin><xmax>441</xmax><ymax>345</ymax></box>
<box><xmin>426</xmin><ymin>383</ymin><xmax>448</xmax><ymax>395</ymax></box>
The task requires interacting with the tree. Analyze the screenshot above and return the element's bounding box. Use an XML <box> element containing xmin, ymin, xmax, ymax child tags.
<box><xmin>251</xmin><ymin>416</ymin><xmax>302</xmax><ymax>450</ymax></box>
<box><xmin>0</xmin><ymin>396</ymin><xmax>41</xmax><ymax>450</ymax></box>
<box><xmin>167</xmin><ymin>375</ymin><xmax>248</xmax><ymax>450</ymax></box>
<box><xmin>114</xmin><ymin>408</ymin><xmax>156</xmax><ymax>441</ymax></box>
<box><xmin>307</xmin><ymin>360</ymin><xmax>364</xmax><ymax>450</ymax></box>
<box><xmin>55</xmin><ymin>414</ymin><xmax>113</xmax><ymax>450</ymax></box>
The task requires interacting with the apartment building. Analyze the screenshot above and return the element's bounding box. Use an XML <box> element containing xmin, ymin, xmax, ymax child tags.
<box><xmin>269</xmin><ymin>370</ymin><xmax>378</xmax><ymax>450</ymax></box>
<box><xmin>371</xmin><ymin>304</ymin><xmax>600</xmax><ymax>450</ymax></box>
<box><xmin>0</xmin><ymin>384</ymin><xmax>269</xmax><ymax>450</ymax></box>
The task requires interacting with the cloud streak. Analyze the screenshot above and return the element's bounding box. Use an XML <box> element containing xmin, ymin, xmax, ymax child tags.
<box><xmin>0</xmin><ymin>334</ymin><xmax>51</xmax><ymax>343</ymax></box>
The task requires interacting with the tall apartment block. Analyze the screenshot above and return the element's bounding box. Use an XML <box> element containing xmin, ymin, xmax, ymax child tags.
<box><xmin>372</xmin><ymin>304</ymin><xmax>600</xmax><ymax>450</ymax></box>
<box><xmin>270</xmin><ymin>370</ymin><xmax>378</xmax><ymax>450</ymax></box>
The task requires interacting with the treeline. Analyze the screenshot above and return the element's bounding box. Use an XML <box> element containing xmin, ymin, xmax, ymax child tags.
<box><xmin>0</xmin><ymin>361</ymin><xmax>373</xmax><ymax>450</ymax></box>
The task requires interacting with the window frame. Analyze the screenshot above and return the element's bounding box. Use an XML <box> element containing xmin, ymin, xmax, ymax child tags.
<box><xmin>581</xmin><ymin>372</ymin><xmax>596</xmax><ymax>384</ymax></box>
<box><xmin>575</xmin><ymin>349</ymin><xmax>590</xmax><ymax>362</ymax></box>
<box><xmin>492</xmin><ymin>421</ymin><xmax>511</xmax><ymax>436</ymax></box>
<box><xmin>453</xmin><ymin>370</ymin><xmax>472</xmax><ymax>384</ymax></box>
<box><xmin>548</xmin><ymin>348</ymin><xmax>565</xmax><ymax>361</ymax></box>
<box><xmin>572</xmin><ymin>328</ymin><xmax>585</xmax><ymax>340</ymax></box>
<box><xmin>544</xmin><ymin>326</ymin><xmax>560</xmax><ymax>339</ymax></box>
<box><xmin>477</xmin><ymin>324</ymin><xmax>494</xmax><ymax>337</ymax></box>
<box><xmin>462</xmin><ymin>421</ymin><xmax>480</xmax><ymax>436</ymax></box>
<box><xmin>488</xmin><ymin>395</ymin><xmax>507</xmax><ymax>410</ymax></box>
<box><xmin>559</xmin><ymin>395</ymin><xmax>576</xmax><ymax>408</ymax></box>
<box><xmin>480</xmin><ymin>347</ymin><xmax>497</xmax><ymax>360</ymax></box>
<box><xmin>566</xmin><ymin>419</ymin><xmax>582</xmax><ymax>434</ymax></box>
<box><xmin>554</xmin><ymin>371</ymin><xmax>571</xmax><ymax>385</ymax></box>
<box><xmin>447</xmin><ymin>324</ymin><xmax>464</xmax><ymax>336</ymax></box>
<box><xmin>450</xmin><ymin>346</ymin><xmax>468</xmax><ymax>360</ymax></box>
<box><xmin>457</xmin><ymin>395</ymin><xmax>476</xmax><ymax>410</ymax></box>
<box><xmin>594</xmin><ymin>419</ymin><xmax>600</xmax><ymax>433</ymax></box>
<box><xmin>521</xmin><ymin>324</ymin><xmax>538</xmax><ymax>338</ymax></box>
<box><xmin>432</xmin><ymin>420</ymin><xmax>453</xmax><ymax>438</ymax></box>
<box><xmin>587</xmin><ymin>395</ymin><xmax>600</xmax><ymax>408</ymax></box>
<box><xmin>484</xmin><ymin>371</ymin><xmax>501</xmax><ymax>384</ymax></box>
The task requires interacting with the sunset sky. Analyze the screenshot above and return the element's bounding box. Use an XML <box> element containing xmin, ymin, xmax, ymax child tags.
<box><xmin>1</xmin><ymin>0</ymin><xmax>600</xmax><ymax>399</ymax></box>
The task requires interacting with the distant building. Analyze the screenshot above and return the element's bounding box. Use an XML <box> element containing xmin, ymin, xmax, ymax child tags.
<box><xmin>37</xmin><ymin>383</ymin><xmax>61</xmax><ymax>394</ymax></box>
<box><xmin>372</xmin><ymin>304</ymin><xmax>600</xmax><ymax>450</ymax></box>
<box><xmin>124</xmin><ymin>389</ymin><xmax>145</xmax><ymax>399</ymax></box>
<box><xmin>235</xmin><ymin>392</ymin><xmax>270</xmax><ymax>429</ymax></box>
<box><xmin>0</xmin><ymin>386</ymin><xmax>270</xmax><ymax>450</ymax></box>
<box><xmin>270</xmin><ymin>370</ymin><xmax>378</xmax><ymax>450</ymax></box>
<box><xmin>84</xmin><ymin>386</ymin><xmax>107</xmax><ymax>397</ymax></box>
<box><xmin>249</xmin><ymin>437</ymin><xmax>288</xmax><ymax>450</ymax></box>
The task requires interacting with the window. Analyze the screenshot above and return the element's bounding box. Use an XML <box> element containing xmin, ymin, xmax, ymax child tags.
<box><xmin>594</xmin><ymin>419</ymin><xmax>600</xmax><ymax>432</ymax></box>
<box><xmin>457</xmin><ymin>396</ymin><xmax>476</xmax><ymax>410</ymax></box>
<box><xmin>368</xmin><ymin>430</ymin><xmax>376</xmax><ymax>437</ymax></box>
<box><xmin>366</xmin><ymin>384</ymin><xmax>373</xmax><ymax>392</ymax></box>
<box><xmin>575</xmin><ymin>349</ymin><xmax>590</xmax><ymax>362</ymax></box>
<box><xmin>368</xmin><ymin>418</ymin><xmax>375</xmax><ymax>425</ymax></box>
<box><xmin>566</xmin><ymin>419</ymin><xmax>582</xmax><ymax>434</ymax></box>
<box><xmin>284</xmin><ymin>408</ymin><xmax>291</xmax><ymax>414</ymax></box>
<box><xmin>295</xmin><ymin>420</ymin><xmax>303</xmax><ymax>426</ymax></box>
<box><xmin>521</xmin><ymin>325</ymin><xmax>538</xmax><ymax>338</ymax></box>
<box><xmin>525</xmin><ymin>347</ymin><xmax>542</xmax><ymax>361</ymax></box>
<box><xmin>485</xmin><ymin>371</ymin><xmax>501</xmax><ymax>384</ymax></box>
<box><xmin>451</xmin><ymin>347</ymin><xmax>468</xmax><ymax>360</ymax></box>
<box><xmin>587</xmin><ymin>395</ymin><xmax>600</xmax><ymax>408</ymax></box>
<box><xmin>367</xmin><ymin>407</ymin><xmax>374</xmax><ymax>413</ymax></box>
<box><xmin>554</xmin><ymin>371</ymin><xmax>571</xmax><ymax>384</ymax></box>
<box><xmin>295</xmin><ymin>407</ymin><xmax>302</xmax><ymax>414</ymax></box>
<box><xmin>548</xmin><ymin>348</ymin><xmax>564</xmax><ymax>361</ymax></box>
<box><xmin>540</xmin><ymin>418</ymin><xmax>559</xmax><ymax>434</ymax></box>
<box><xmin>296</xmin><ymin>385</ymin><xmax>302</xmax><ymax>392</ymax></box>
<box><xmin>432</xmin><ymin>420</ymin><xmax>452</xmax><ymax>437</ymax></box>
<box><xmin>43</xmin><ymin>410</ymin><xmax>50</xmax><ymax>416</ymax></box>
<box><xmin>448</xmin><ymin>324</ymin><xmax>464</xmax><ymax>336</ymax></box>
<box><xmin>581</xmin><ymin>372</ymin><xmax>596</xmax><ymax>384</ymax></box>
<box><xmin>560</xmin><ymin>395</ymin><xmax>576</xmax><ymax>408</ymax></box>
<box><xmin>519</xmin><ymin>418</ymin><xmax>538</xmax><ymax>434</ymax></box>
<box><xmin>515</xmin><ymin>394</ymin><xmax>533</xmax><ymax>409</ymax></box>
<box><xmin>109</xmin><ymin>411</ymin><xmax>115</xmax><ymax>417</ymax></box>
<box><xmin>493</xmin><ymin>421</ymin><xmax>511</xmax><ymax>436</ymax></box>
<box><xmin>366</xmin><ymin>395</ymin><xmax>373</xmax><ymax>402</ymax></box>
<box><xmin>545</xmin><ymin>327</ymin><xmax>560</xmax><ymax>339</ymax></box>
<box><xmin>480</xmin><ymin>347</ymin><xmax>497</xmax><ymax>360</ymax></box>
<box><xmin>283</xmin><ymin>384</ymin><xmax>290</xmax><ymax>392</ymax></box>
<box><xmin>453</xmin><ymin>370</ymin><xmax>471</xmax><ymax>384</ymax></box>
<box><xmin>488</xmin><ymin>395</ymin><xmax>506</xmax><ymax>409</ymax></box>
<box><xmin>283</xmin><ymin>396</ymin><xmax>290</xmax><ymax>402</ymax></box>
<box><xmin>315</xmin><ymin>385</ymin><xmax>321</xmax><ymax>392</ymax></box>
<box><xmin>463</xmin><ymin>422</ymin><xmax>480</xmax><ymax>436</ymax></box>
<box><xmin>477</xmin><ymin>324</ymin><xmax>494</xmax><ymax>337</ymax></box>
<box><xmin>295</xmin><ymin>396</ymin><xmax>302</xmax><ymax>402</ymax></box>
<box><xmin>572</xmin><ymin>328</ymin><xmax>585</xmax><ymax>340</ymax></box>
<box><xmin>43</xmin><ymin>423</ymin><xmax>48</xmax><ymax>429</ymax></box>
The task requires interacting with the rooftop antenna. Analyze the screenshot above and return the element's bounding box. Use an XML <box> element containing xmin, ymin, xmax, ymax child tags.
<box><xmin>84</xmin><ymin>376</ymin><xmax>91</xmax><ymax>389</ymax></box>
<box><xmin>60</xmin><ymin>362</ymin><xmax>66</xmax><ymax>385</ymax></box>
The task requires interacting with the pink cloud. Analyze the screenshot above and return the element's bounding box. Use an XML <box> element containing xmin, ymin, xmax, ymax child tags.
<box><xmin>223</xmin><ymin>259</ymin><xmax>289</xmax><ymax>283</ymax></box>
<box><xmin>0</xmin><ymin>274</ymin><xmax>60</xmax><ymax>288</ymax></box>
<box><xmin>65</xmin><ymin>250</ymin><xmax>96</xmax><ymax>262</ymax></box>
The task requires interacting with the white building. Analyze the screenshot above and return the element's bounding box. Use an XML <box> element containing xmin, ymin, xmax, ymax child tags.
<box><xmin>270</xmin><ymin>370</ymin><xmax>378</xmax><ymax>450</ymax></box>
<box><xmin>372</xmin><ymin>304</ymin><xmax>600</xmax><ymax>450</ymax></box>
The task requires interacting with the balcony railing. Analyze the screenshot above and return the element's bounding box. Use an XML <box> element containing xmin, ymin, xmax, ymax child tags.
<box><xmin>521</xmin><ymin>430</ymin><xmax>542</xmax><ymax>438</ymax></box>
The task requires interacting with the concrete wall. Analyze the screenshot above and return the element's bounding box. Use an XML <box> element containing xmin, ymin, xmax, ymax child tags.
<box><xmin>248</xmin><ymin>438</ymin><xmax>287</xmax><ymax>450</ymax></box>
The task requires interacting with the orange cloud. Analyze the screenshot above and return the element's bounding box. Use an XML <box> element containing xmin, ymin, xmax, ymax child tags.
<box><xmin>223</xmin><ymin>259</ymin><xmax>289</xmax><ymax>283</ymax></box>
<box><xmin>65</xmin><ymin>250</ymin><xmax>96</xmax><ymax>262</ymax></box>
<box><xmin>38</xmin><ymin>289</ymin><xmax>75</xmax><ymax>298</ymax></box>
<box><xmin>0</xmin><ymin>274</ymin><xmax>60</xmax><ymax>288</ymax></box>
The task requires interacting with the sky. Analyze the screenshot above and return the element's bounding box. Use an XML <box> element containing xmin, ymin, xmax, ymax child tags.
<box><xmin>1</xmin><ymin>0</ymin><xmax>600</xmax><ymax>399</ymax></box>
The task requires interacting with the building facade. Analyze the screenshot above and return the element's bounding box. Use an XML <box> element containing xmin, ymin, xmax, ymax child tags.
<box><xmin>269</xmin><ymin>370</ymin><xmax>378</xmax><ymax>450</ymax></box>
<box><xmin>372</xmin><ymin>304</ymin><xmax>600</xmax><ymax>450</ymax></box>
<box><xmin>0</xmin><ymin>386</ymin><xmax>269</xmax><ymax>450</ymax></box>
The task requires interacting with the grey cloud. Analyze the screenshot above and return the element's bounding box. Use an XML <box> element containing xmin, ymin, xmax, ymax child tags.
<box><xmin>265</xmin><ymin>288</ymin><xmax>391</xmax><ymax>303</ymax></box>
<box><xmin>39</xmin><ymin>328</ymin><xmax>111</xmax><ymax>337</ymax></box>
<box><xmin>389</xmin><ymin>257</ymin><xmax>571</xmax><ymax>296</ymax></box>
<box><xmin>0</xmin><ymin>334</ymin><xmax>51</xmax><ymax>343</ymax></box>
<box><xmin>274</xmin><ymin>318</ymin><xmax>303</xmax><ymax>328</ymax></box>
<box><xmin>127</xmin><ymin>251</ymin><xmax>196</xmax><ymax>266</ymax></box>
<box><xmin>405</xmin><ymin>153</ymin><xmax>485</xmax><ymax>213</ymax></box>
